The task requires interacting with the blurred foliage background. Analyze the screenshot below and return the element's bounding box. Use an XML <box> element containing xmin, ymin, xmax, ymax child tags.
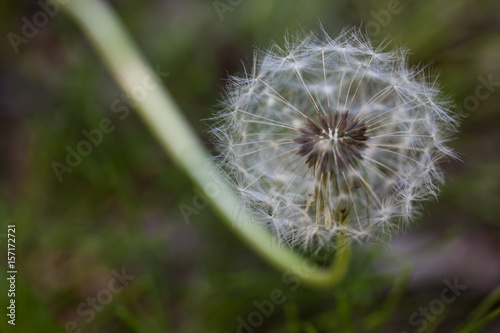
<box><xmin>0</xmin><ymin>0</ymin><xmax>499</xmax><ymax>332</ymax></box>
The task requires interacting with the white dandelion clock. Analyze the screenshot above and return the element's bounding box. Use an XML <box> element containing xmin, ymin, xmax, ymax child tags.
<box><xmin>211</xmin><ymin>27</ymin><xmax>459</xmax><ymax>251</ymax></box>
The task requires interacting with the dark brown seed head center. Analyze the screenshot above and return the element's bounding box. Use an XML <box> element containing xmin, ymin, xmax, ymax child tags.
<box><xmin>293</xmin><ymin>110</ymin><xmax>369</xmax><ymax>174</ymax></box>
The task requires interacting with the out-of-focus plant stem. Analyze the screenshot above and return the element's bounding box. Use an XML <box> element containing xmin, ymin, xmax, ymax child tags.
<box><xmin>61</xmin><ymin>0</ymin><xmax>349</xmax><ymax>287</ymax></box>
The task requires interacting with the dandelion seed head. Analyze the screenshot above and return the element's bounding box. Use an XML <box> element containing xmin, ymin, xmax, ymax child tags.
<box><xmin>211</xmin><ymin>27</ymin><xmax>460</xmax><ymax>250</ymax></box>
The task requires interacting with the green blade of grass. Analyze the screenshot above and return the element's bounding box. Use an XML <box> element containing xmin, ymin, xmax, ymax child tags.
<box><xmin>362</xmin><ymin>266</ymin><xmax>412</xmax><ymax>332</ymax></box>
<box><xmin>456</xmin><ymin>307</ymin><xmax>500</xmax><ymax>333</ymax></box>
<box><xmin>456</xmin><ymin>285</ymin><xmax>500</xmax><ymax>331</ymax></box>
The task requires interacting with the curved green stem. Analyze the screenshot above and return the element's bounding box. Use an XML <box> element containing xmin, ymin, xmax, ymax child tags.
<box><xmin>61</xmin><ymin>0</ymin><xmax>350</xmax><ymax>287</ymax></box>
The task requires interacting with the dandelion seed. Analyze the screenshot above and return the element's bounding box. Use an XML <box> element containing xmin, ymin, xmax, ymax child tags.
<box><xmin>211</xmin><ymin>27</ymin><xmax>459</xmax><ymax>250</ymax></box>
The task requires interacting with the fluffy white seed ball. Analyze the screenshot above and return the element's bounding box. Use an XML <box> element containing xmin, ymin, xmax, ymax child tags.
<box><xmin>211</xmin><ymin>27</ymin><xmax>459</xmax><ymax>251</ymax></box>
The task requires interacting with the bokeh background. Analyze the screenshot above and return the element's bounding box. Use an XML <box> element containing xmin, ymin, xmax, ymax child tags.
<box><xmin>1</xmin><ymin>0</ymin><xmax>500</xmax><ymax>332</ymax></box>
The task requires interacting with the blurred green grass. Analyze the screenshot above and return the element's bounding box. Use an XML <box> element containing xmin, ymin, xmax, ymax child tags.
<box><xmin>1</xmin><ymin>0</ymin><xmax>499</xmax><ymax>332</ymax></box>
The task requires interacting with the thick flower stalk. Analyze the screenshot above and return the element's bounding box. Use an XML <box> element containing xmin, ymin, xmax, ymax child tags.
<box><xmin>212</xmin><ymin>28</ymin><xmax>458</xmax><ymax>251</ymax></box>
